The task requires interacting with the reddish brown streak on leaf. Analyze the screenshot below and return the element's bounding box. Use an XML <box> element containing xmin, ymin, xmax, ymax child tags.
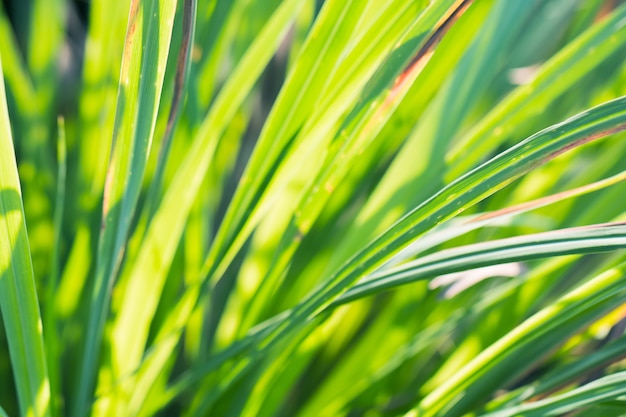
<box><xmin>127</xmin><ymin>0</ymin><xmax>141</xmax><ymax>36</ymax></box>
<box><xmin>144</xmin><ymin>0</ymin><xmax>196</xmax><ymax>220</ymax></box>
<box><xmin>471</xmin><ymin>176</ymin><xmax>626</xmax><ymax>222</ymax></box>
<box><xmin>102</xmin><ymin>0</ymin><xmax>142</xmax><ymax>222</ymax></box>
<box><xmin>122</xmin><ymin>0</ymin><xmax>142</xmax><ymax>73</ymax></box>
<box><xmin>162</xmin><ymin>0</ymin><xmax>196</xmax><ymax>148</ymax></box>
<box><xmin>596</xmin><ymin>0</ymin><xmax>617</xmax><ymax>21</ymax></box>
<box><xmin>399</xmin><ymin>0</ymin><xmax>473</xmax><ymax>83</ymax></box>
<box><xmin>361</xmin><ymin>0</ymin><xmax>473</xmax><ymax>142</ymax></box>
<box><xmin>469</xmin><ymin>122</ymin><xmax>626</xmax><ymax>226</ymax></box>
<box><xmin>541</xmin><ymin>123</ymin><xmax>626</xmax><ymax>166</ymax></box>
<box><xmin>381</xmin><ymin>0</ymin><xmax>474</xmax><ymax>114</ymax></box>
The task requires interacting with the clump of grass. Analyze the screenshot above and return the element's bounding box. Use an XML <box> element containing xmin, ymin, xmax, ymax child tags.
<box><xmin>1</xmin><ymin>0</ymin><xmax>626</xmax><ymax>416</ymax></box>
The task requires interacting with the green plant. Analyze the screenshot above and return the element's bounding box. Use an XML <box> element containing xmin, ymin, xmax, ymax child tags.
<box><xmin>1</xmin><ymin>0</ymin><xmax>626</xmax><ymax>416</ymax></box>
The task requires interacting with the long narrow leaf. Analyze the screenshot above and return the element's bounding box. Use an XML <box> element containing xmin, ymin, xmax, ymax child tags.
<box><xmin>73</xmin><ymin>0</ymin><xmax>178</xmax><ymax>414</ymax></box>
<box><xmin>0</xmin><ymin>54</ymin><xmax>50</xmax><ymax>417</ymax></box>
<box><xmin>411</xmin><ymin>260</ymin><xmax>626</xmax><ymax>417</ymax></box>
<box><xmin>335</xmin><ymin>222</ymin><xmax>626</xmax><ymax>305</ymax></box>
<box><xmin>479</xmin><ymin>371</ymin><xmax>626</xmax><ymax>417</ymax></box>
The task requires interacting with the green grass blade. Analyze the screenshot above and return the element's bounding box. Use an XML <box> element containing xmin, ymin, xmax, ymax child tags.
<box><xmin>384</xmin><ymin>169</ymin><xmax>626</xmax><ymax>269</ymax></box>
<box><xmin>490</xmin><ymin>333</ymin><xmax>626</xmax><ymax>410</ymax></box>
<box><xmin>43</xmin><ymin>117</ymin><xmax>66</xmax><ymax>417</ymax></box>
<box><xmin>479</xmin><ymin>370</ymin><xmax>626</xmax><ymax>417</ymax></box>
<box><xmin>0</xmin><ymin>54</ymin><xmax>50</xmax><ymax>417</ymax></box>
<box><xmin>144</xmin><ymin>0</ymin><xmax>197</xmax><ymax>221</ymax></box>
<box><xmin>335</xmin><ymin>223</ymin><xmax>626</xmax><ymax>305</ymax></box>
<box><xmin>73</xmin><ymin>0</ymin><xmax>179</xmax><ymax>414</ymax></box>
<box><xmin>75</xmin><ymin>0</ymin><xmax>129</xmax><ymax>205</ymax></box>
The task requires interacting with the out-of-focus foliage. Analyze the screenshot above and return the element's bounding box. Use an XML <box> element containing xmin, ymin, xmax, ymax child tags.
<box><xmin>1</xmin><ymin>0</ymin><xmax>626</xmax><ymax>416</ymax></box>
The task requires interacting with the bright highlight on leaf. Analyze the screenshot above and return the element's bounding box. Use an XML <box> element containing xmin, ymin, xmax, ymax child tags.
<box><xmin>0</xmin><ymin>0</ymin><xmax>626</xmax><ymax>416</ymax></box>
